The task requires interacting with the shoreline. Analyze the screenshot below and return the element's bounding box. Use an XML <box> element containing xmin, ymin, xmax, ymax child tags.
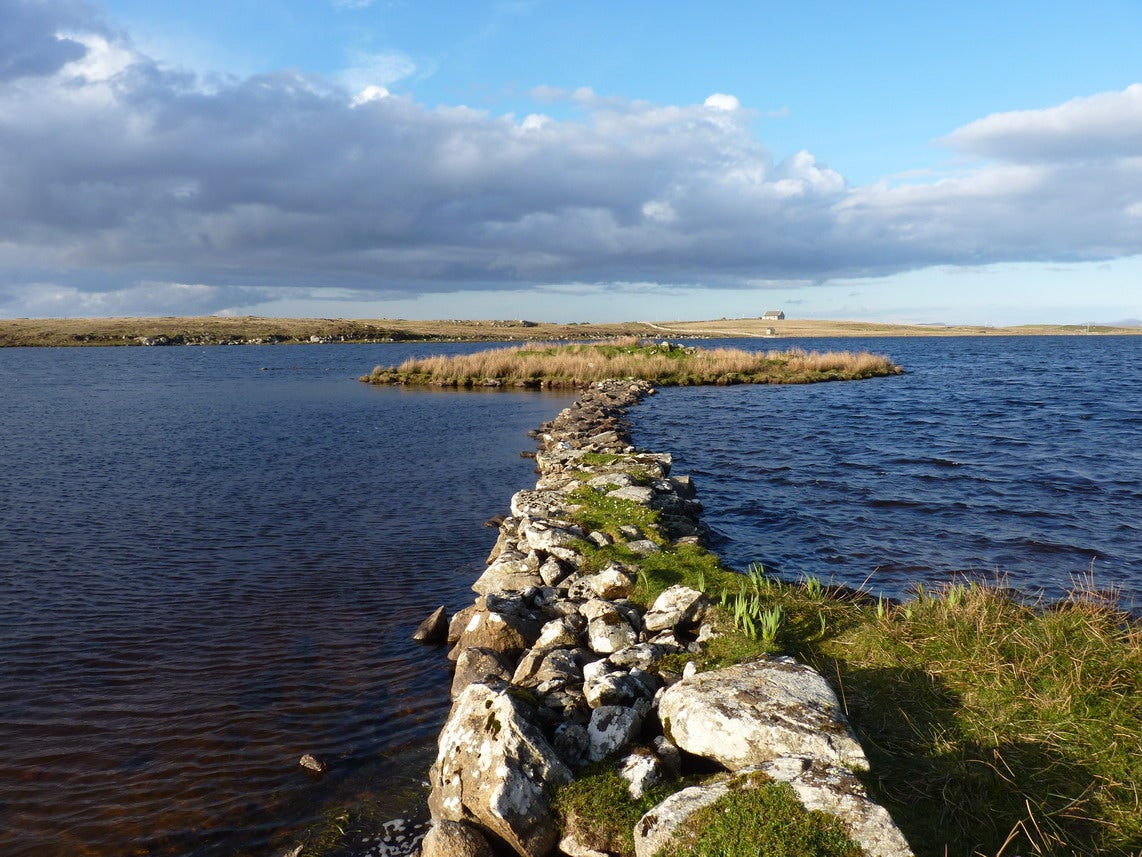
<box><xmin>282</xmin><ymin>362</ymin><xmax>1140</xmax><ymax>856</ymax></box>
<box><xmin>2</xmin><ymin>315</ymin><xmax>1139</xmax><ymax>348</ymax></box>
<box><xmin>409</xmin><ymin>378</ymin><xmax>908</xmax><ymax>857</ymax></box>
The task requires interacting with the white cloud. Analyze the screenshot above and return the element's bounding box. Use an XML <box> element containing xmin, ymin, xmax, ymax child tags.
<box><xmin>351</xmin><ymin>84</ymin><xmax>390</xmax><ymax>107</ymax></box>
<box><xmin>704</xmin><ymin>93</ymin><xmax>740</xmax><ymax>111</ymax></box>
<box><xmin>338</xmin><ymin>49</ymin><xmax>416</xmax><ymax>94</ymax></box>
<box><xmin>641</xmin><ymin>200</ymin><xmax>678</xmax><ymax>223</ymax></box>
<box><xmin>0</xmin><ymin>2</ymin><xmax>1140</xmax><ymax>317</ymax></box>
<box><xmin>942</xmin><ymin>83</ymin><xmax>1142</xmax><ymax>162</ymax></box>
<box><xmin>57</xmin><ymin>32</ymin><xmax>136</xmax><ymax>82</ymax></box>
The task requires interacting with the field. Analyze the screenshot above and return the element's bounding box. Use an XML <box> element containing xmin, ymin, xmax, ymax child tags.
<box><xmin>1</xmin><ymin>316</ymin><xmax>1137</xmax><ymax>347</ymax></box>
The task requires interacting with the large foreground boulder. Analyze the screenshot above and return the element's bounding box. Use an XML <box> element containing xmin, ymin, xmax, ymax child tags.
<box><xmin>429</xmin><ymin>681</ymin><xmax>572</xmax><ymax>857</ymax></box>
<box><xmin>658</xmin><ymin>656</ymin><xmax>868</xmax><ymax>772</ymax></box>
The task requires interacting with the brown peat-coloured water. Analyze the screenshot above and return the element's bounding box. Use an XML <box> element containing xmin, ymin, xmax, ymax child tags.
<box><xmin>0</xmin><ymin>342</ymin><xmax>575</xmax><ymax>857</ymax></box>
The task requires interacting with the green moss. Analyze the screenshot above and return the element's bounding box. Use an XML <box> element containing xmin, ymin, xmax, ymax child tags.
<box><xmin>565</xmin><ymin>486</ymin><xmax>665</xmax><ymax>546</ymax></box>
<box><xmin>659</xmin><ymin>779</ymin><xmax>865</xmax><ymax>857</ymax></box>
<box><xmin>555</xmin><ymin>760</ymin><xmax>682</xmax><ymax>855</ymax></box>
<box><xmin>580</xmin><ymin>451</ymin><xmax>625</xmax><ymax>466</ymax></box>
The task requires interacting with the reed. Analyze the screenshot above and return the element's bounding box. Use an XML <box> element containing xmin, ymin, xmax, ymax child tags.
<box><xmin>361</xmin><ymin>338</ymin><xmax>902</xmax><ymax>387</ymax></box>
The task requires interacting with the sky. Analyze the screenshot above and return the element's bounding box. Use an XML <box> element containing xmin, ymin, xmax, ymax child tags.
<box><xmin>1</xmin><ymin>0</ymin><xmax>1140</xmax><ymax>324</ymax></box>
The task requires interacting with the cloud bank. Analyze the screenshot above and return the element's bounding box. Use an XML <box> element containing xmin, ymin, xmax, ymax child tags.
<box><xmin>1</xmin><ymin>1</ymin><xmax>1140</xmax><ymax>315</ymax></box>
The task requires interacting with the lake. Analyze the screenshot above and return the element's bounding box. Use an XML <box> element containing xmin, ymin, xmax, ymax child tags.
<box><xmin>0</xmin><ymin>335</ymin><xmax>1137</xmax><ymax>856</ymax></box>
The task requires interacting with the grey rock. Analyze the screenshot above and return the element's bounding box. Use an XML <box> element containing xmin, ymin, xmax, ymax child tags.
<box><xmin>448</xmin><ymin>609</ymin><xmax>541</xmax><ymax>662</ymax></box>
<box><xmin>510</xmin><ymin>489</ymin><xmax>577</xmax><ymax>521</ymax></box>
<box><xmin>669</xmin><ymin>474</ymin><xmax>697</xmax><ymax>499</ymax></box>
<box><xmin>642</xmin><ymin>585</ymin><xmax>708</xmax><ymax>633</ymax></box>
<box><xmin>538</xmin><ymin>556</ymin><xmax>569</xmax><ymax>587</ymax></box>
<box><xmin>582</xmin><ymin>661</ymin><xmax>657</xmax><ymax>709</ymax></box>
<box><xmin>412</xmin><ymin>605</ymin><xmax>449</xmax><ymax>643</ymax></box>
<box><xmin>633</xmin><ymin>781</ymin><xmax>733</xmax><ymax>857</ymax></box>
<box><xmin>607</xmin><ymin>485</ymin><xmax>654</xmax><ymax>505</ymax></box>
<box><xmin>512</xmin><ymin>647</ymin><xmax>582</xmax><ymax>693</ymax></box>
<box><xmin>658</xmin><ymin>657</ymin><xmax>868</xmax><ymax>773</ymax></box>
<box><xmin>587</xmin><ymin>472</ymin><xmax>636</xmax><ymax>490</ymax></box>
<box><xmin>552</xmin><ymin>721</ymin><xmax>590</xmax><ymax>767</ymax></box>
<box><xmin>429</xmin><ymin>682</ymin><xmax>572</xmax><ymax>857</ymax></box>
<box><xmin>587</xmin><ymin>705</ymin><xmax>642</xmax><ymax>762</ymax></box>
<box><xmin>620</xmin><ymin>751</ymin><xmax>663</xmax><ymax>800</ymax></box>
<box><xmin>558</xmin><ymin>833</ymin><xmax>611</xmax><ymax>857</ymax></box>
<box><xmin>451</xmin><ymin>647</ymin><xmax>514</xmax><ymax>700</ymax></box>
<box><xmin>420</xmin><ymin>820</ymin><xmax>494</xmax><ymax>857</ymax></box>
<box><xmin>298</xmin><ymin>753</ymin><xmax>326</xmax><ymax>773</ymax></box>
<box><xmin>448</xmin><ymin>604</ymin><xmax>479</xmax><ymax>644</ymax></box>
<box><xmin>607</xmin><ymin>642</ymin><xmax>675</xmax><ymax>671</ymax></box>
<box><xmin>585</xmin><ymin>606</ymin><xmax>638</xmax><ymax>655</ymax></box>
<box><xmin>625</xmin><ymin>539</ymin><xmax>661</xmax><ymax>556</ymax></box>
<box><xmin>653</xmin><ymin>736</ymin><xmax>682</xmax><ymax>779</ymax></box>
<box><xmin>755</xmin><ymin>756</ymin><xmax>915</xmax><ymax>857</ymax></box>
<box><xmin>520</xmin><ymin>520</ymin><xmax>585</xmax><ymax>554</ymax></box>
<box><xmin>472</xmin><ymin>553</ymin><xmax>545</xmax><ymax>596</ymax></box>
<box><xmin>585</xmin><ymin>565</ymin><xmax>636</xmax><ymax>600</ymax></box>
<box><xmin>533</xmin><ymin>615</ymin><xmax>584</xmax><ymax>650</ymax></box>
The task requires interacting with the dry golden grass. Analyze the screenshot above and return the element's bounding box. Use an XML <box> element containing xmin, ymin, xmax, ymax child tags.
<box><xmin>363</xmin><ymin>338</ymin><xmax>902</xmax><ymax>387</ymax></box>
<box><xmin>648</xmin><ymin>318</ymin><xmax>1142</xmax><ymax>338</ymax></box>
<box><xmin>0</xmin><ymin>316</ymin><xmax>660</xmax><ymax>347</ymax></box>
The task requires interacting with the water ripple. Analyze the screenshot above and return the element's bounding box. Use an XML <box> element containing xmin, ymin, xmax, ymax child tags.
<box><xmin>0</xmin><ymin>343</ymin><xmax>575</xmax><ymax>857</ymax></box>
<box><xmin>634</xmin><ymin>336</ymin><xmax>1141</xmax><ymax>604</ymax></box>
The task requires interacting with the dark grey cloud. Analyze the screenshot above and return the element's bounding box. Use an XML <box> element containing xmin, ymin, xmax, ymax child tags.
<box><xmin>0</xmin><ymin>0</ymin><xmax>104</xmax><ymax>81</ymax></box>
<box><xmin>0</xmin><ymin>1</ymin><xmax>1140</xmax><ymax>316</ymax></box>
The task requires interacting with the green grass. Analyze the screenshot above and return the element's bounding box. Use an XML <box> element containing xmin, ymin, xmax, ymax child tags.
<box><xmin>820</xmin><ymin>582</ymin><xmax>1142</xmax><ymax>857</ymax></box>
<box><xmin>557</xmin><ymin>766</ymin><xmax>866</xmax><ymax>857</ymax></box>
<box><xmin>551</xmin><ymin>448</ymin><xmax>1142</xmax><ymax>856</ymax></box>
<box><xmin>678</xmin><ymin>571</ymin><xmax>1142</xmax><ymax>857</ymax></box>
<box><xmin>660</xmin><ymin>775</ymin><xmax>866</xmax><ymax>857</ymax></box>
<box><xmin>556</xmin><ymin>760</ymin><xmax>682</xmax><ymax>855</ymax></box>
<box><xmin>565</xmin><ymin>486</ymin><xmax>667</xmax><ymax>548</ymax></box>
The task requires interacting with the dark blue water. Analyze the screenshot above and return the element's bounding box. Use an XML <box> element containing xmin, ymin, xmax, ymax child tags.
<box><xmin>1</xmin><ymin>336</ymin><xmax>1138</xmax><ymax>857</ymax></box>
<box><xmin>0</xmin><ymin>343</ymin><xmax>575</xmax><ymax>857</ymax></box>
<box><xmin>634</xmin><ymin>336</ymin><xmax>1141</xmax><ymax>605</ymax></box>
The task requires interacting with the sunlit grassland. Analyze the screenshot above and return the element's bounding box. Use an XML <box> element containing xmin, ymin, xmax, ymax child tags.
<box><xmin>557</xmin><ymin>482</ymin><xmax>1142</xmax><ymax>857</ymax></box>
<box><xmin>361</xmin><ymin>338</ymin><xmax>902</xmax><ymax>387</ymax></box>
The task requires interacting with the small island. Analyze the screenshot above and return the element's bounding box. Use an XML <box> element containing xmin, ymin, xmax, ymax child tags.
<box><xmin>359</xmin><ymin>338</ymin><xmax>903</xmax><ymax>388</ymax></box>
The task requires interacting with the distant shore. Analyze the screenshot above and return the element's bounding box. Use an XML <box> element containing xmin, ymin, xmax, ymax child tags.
<box><xmin>0</xmin><ymin>315</ymin><xmax>1138</xmax><ymax>347</ymax></box>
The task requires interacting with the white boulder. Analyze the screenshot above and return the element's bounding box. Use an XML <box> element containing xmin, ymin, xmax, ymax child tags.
<box><xmin>658</xmin><ymin>657</ymin><xmax>868</xmax><ymax>772</ymax></box>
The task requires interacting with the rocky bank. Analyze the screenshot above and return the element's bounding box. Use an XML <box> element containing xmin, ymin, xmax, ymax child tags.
<box><xmin>411</xmin><ymin>379</ymin><xmax>914</xmax><ymax>857</ymax></box>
